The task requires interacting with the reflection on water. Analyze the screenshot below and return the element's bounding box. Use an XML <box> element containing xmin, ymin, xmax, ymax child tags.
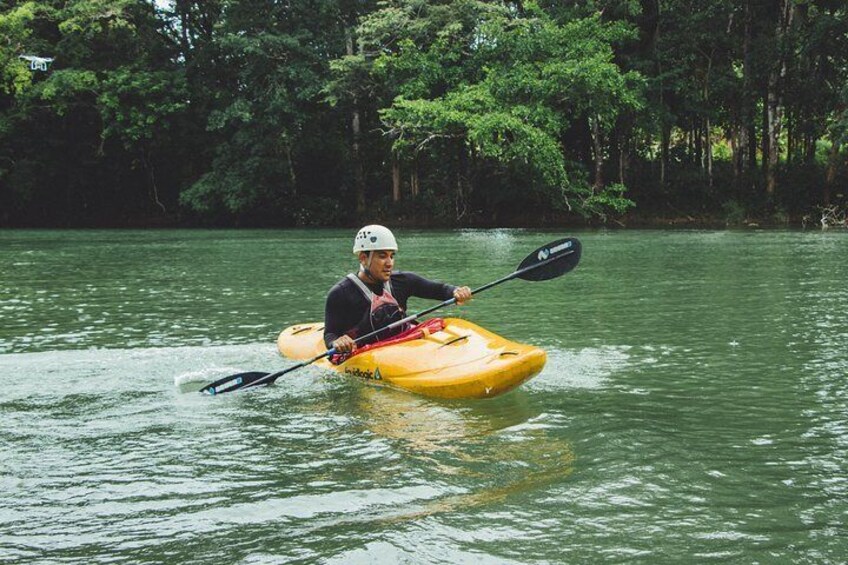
<box><xmin>288</xmin><ymin>383</ymin><xmax>576</xmax><ymax>534</ymax></box>
<box><xmin>349</xmin><ymin>386</ymin><xmax>538</xmax><ymax>451</ymax></box>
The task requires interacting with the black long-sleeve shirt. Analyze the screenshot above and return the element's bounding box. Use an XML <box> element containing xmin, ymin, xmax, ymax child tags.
<box><xmin>323</xmin><ymin>271</ymin><xmax>456</xmax><ymax>348</ymax></box>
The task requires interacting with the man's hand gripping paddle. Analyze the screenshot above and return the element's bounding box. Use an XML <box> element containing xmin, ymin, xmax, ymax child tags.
<box><xmin>198</xmin><ymin>237</ymin><xmax>582</xmax><ymax>395</ymax></box>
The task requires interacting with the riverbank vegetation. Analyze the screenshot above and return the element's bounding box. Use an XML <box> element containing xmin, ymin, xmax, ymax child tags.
<box><xmin>1</xmin><ymin>0</ymin><xmax>847</xmax><ymax>227</ymax></box>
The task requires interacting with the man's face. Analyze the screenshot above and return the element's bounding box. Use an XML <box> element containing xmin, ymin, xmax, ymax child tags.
<box><xmin>361</xmin><ymin>250</ymin><xmax>395</xmax><ymax>282</ymax></box>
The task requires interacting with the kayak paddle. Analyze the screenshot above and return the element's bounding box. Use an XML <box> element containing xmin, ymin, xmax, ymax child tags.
<box><xmin>199</xmin><ymin>236</ymin><xmax>581</xmax><ymax>395</ymax></box>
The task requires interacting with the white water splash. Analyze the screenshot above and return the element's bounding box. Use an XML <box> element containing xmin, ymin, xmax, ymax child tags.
<box><xmin>528</xmin><ymin>346</ymin><xmax>633</xmax><ymax>391</ymax></box>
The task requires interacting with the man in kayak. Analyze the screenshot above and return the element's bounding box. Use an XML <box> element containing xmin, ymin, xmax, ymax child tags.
<box><xmin>325</xmin><ymin>225</ymin><xmax>472</xmax><ymax>353</ymax></box>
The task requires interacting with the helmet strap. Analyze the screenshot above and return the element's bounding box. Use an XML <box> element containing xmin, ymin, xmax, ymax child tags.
<box><xmin>359</xmin><ymin>252</ymin><xmax>378</xmax><ymax>283</ymax></box>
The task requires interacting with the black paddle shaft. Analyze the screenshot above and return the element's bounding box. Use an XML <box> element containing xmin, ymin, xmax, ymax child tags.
<box><xmin>412</xmin><ymin>243</ymin><xmax>579</xmax><ymax>320</ymax></box>
<box><xmin>199</xmin><ymin>237</ymin><xmax>581</xmax><ymax>395</ymax></box>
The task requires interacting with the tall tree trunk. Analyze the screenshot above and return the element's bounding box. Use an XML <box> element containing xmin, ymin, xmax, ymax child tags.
<box><xmin>805</xmin><ymin>134</ymin><xmax>817</xmax><ymax>164</ymax></box>
<box><xmin>786</xmin><ymin>109</ymin><xmax>794</xmax><ymax>166</ymax></box>
<box><xmin>762</xmin><ymin>91</ymin><xmax>771</xmax><ymax>183</ymax></box>
<box><xmin>731</xmin><ymin>126</ymin><xmax>741</xmax><ymax>179</ymax></box>
<box><xmin>618</xmin><ymin>118</ymin><xmax>631</xmax><ymax>185</ymax></box>
<box><xmin>285</xmin><ymin>141</ymin><xmax>297</xmax><ymax>196</ymax></box>
<box><xmin>766</xmin><ymin>69</ymin><xmax>781</xmax><ymax>196</ymax></box>
<box><xmin>650</xmin><ymin>0</ymin><xmax>666</xmax><ymax>186</ymax></box>
<box><xmin>351</xmin><ymin>107</ymin><xmax>365</xmax><ymax>214</ymax></box>
<box><xmin>766</xmin><ymin>0</ymin><xmax>794</xmax><ymax>196</ymax></box>
<box><xmin>346</xmin><ymin>31</ymin><xmax>366</xmax><ymax>215</ymax></box>
<box><xmin>619</xmin><ymin>148</ymin><xmax>626</xmax><ymax>185</ymax></box>
<box><xmin>746</xmin><ymin>119</ymin><xmax>758</xmax><ymax>172</ymax></box>
<box><xmin>455</xmin><ymin>144</ymin><xmax>469</xmax><ymax>220</ymax></box>
<box><xmin>744</xmin><ymin>0</ymin><xmax>757</xmax><ymax>171</ymax></box>
<box><xmin>703</xmin><ymin>52</ymin><xmax>714</xmax><ymax>186</ymax></box>
<box><xmin>706</xmin><ymin>118</ymin><xmax>713</xmax><ymax>187</ymax></box>
<box><xmin>824</xmin><ymin>139</ymin><xmax>841</xmax><ymax>206</ymax></box>
<box><xmin>695</xmin><ymin>122</ymin><xmax>703</xmax><ymax>169</ymax></box>
<box><xmin>591</xmin><ymin>116</ymin><xmax>604</xmax><ymax>190</ymax></box>
<box><xmin>661</xmin><ymin>124</ymin><xmax>670</xmax><ymax>185</ymax></box>
<box><xmin>391</xmin><ymin>154</ymin><xmax>401</xmax><ymax>202</ymax></box>
<box><xmin>142</xmin><ymin>147</ymin><xmax>166</xmax><ymax>213</ymax></box>
<box><xmin>687</xmin><ymin>128</ymin><xmax>693</xmax><ymax>164</ymax></box>
<box><xmin>410</xmin><ymin>153</ymin><xmax>419</xmax><ymax>197</ymax></box>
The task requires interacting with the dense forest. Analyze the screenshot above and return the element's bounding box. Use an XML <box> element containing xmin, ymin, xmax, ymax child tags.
<box><xmin>1</xmin><ymin>0</ymin><xmax>847</xmax><ymax>227</ymax></box>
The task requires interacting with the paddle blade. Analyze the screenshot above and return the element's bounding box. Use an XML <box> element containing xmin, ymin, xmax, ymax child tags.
<box><xmin>516</xmin><ymin>237</ymin><xmax>582</xmax><ymax>281</ymax></box>
<box><xmin>199</xmin><ymin>371</ymin><xmax>271</xmax><ymax>395</ymax></box>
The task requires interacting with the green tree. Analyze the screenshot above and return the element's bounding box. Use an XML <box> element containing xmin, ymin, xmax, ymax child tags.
<box><xmin>177</xmin><ymin>0</ymin><xmax>355</xmax><ymax>224</ymax></box>
<box><xmin>0</xmin><ymin>0</ymin><xmax>189</xmax><ymax>225</ymax></box>
<box><xmin>0</xmin><ymin>2</ymin><xmax>39</xmax><ymax>95</ymax></box>
<box><xmin>332</xmin><ymin>1</ymin><xmax>642</xmax><ymax>221</ymax></box>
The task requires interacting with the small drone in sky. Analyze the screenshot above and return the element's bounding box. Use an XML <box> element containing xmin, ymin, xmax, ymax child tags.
<box><xmin>19</xmin><ymin>55</ymin><xmax>55</xmax><ymax>71</ymax></box>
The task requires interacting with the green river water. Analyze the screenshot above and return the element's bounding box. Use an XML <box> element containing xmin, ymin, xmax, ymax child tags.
<box><xmin>1</xmin><ymin>229</ymin><xmax>846</xmax><ymax>563</ymax></box>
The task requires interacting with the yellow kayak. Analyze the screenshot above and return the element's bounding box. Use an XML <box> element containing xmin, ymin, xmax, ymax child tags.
<box><xmin>276</xmin><ymin>318</ymin><xmax>546</xmax><ymax>399</ymax></box>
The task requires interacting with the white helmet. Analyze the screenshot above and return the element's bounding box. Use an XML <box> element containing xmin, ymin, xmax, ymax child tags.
<box><xmin>353</xmin><ymin>225</ymin><xmax>398</xmax><ymax>254</ymax></box>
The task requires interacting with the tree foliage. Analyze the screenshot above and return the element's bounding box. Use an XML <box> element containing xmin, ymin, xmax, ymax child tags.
<box><xmin>1</xmin><ymin>0</ymin><xmax>847</xmax><ymax>226</ymax></box>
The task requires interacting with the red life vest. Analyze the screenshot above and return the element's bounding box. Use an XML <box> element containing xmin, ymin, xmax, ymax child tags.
<box><xmin>346</xmin><ymin>273</ymin><xmax>411</xmax><ymax>340</ymax></box>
